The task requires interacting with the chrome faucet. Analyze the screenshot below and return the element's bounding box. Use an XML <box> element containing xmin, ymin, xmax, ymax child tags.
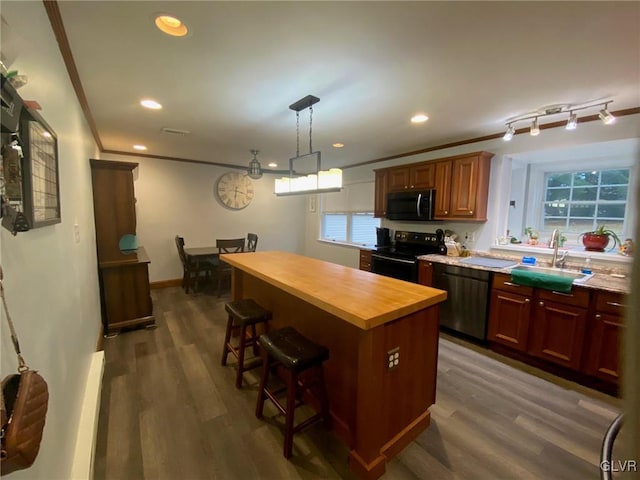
<box><xmin>550</xmin><ymin>229</ymin><xmax>568</xmax><ymax>268</ymax></box>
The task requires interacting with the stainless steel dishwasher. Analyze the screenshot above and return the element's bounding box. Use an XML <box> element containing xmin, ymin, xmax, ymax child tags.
<box><xmin>432</xmin><ymin>263</ymin><xmax>491</xmax><ymax>341</ymax></box>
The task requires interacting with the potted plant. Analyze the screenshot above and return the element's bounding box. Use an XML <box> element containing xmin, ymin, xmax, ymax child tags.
<box><xmin>580</xmin><ymin>224</ymin><xmax>621</xmax><ymax>252</ymax></box>
<box><xmin>524</xmin><ymin>227</ymin><xmax>539</xmax><ymax>245</ymax></box>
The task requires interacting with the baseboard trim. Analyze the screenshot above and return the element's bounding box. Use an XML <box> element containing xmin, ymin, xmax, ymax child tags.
<box><xmin>70</xmin><ymin>351</ymin><xmax>105</xmax><ymax>480</ymax></box>
<box><xmin>150</xmin><ymin>278</ymin><xmax>182</xmax><ymax>289</ymax></box>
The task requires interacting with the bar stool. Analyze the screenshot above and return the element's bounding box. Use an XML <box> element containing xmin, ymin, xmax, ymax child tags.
<box><xmin>221</xmin><ymin>298</ymin><xmax>271</xmax><ymax>388</ymax></box>
<box><xmin>255</xmin><ymin>326</ymin><xmax>330</xmax><ymax>459</ymax></box>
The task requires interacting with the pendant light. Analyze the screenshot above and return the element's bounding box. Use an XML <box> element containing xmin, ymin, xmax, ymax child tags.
<box><xmin>247</xmin><ymin>149</ymin><xmax>263</xmax><ymax>179</ymax></box>
<box><xmin>274</xmin><ymin>95</ymin><xmax>342</xmax><ymax>196</ymax></box>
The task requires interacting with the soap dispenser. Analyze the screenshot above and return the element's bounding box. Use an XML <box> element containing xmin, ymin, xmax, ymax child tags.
<box><xmin>581</xmin><ymin>257</ymin><xmax>592</xmax><ymax>275</ymax></box>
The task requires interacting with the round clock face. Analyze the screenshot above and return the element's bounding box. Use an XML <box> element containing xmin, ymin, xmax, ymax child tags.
<box><xmin>216</xmin><ymin>172</ymin><xmax>254</xmax><ymax>210</ymax></box>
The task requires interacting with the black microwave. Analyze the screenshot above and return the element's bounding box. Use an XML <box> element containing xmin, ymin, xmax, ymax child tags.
<box><xmin>386</xmin><ymin>190</ymin><xmax>435</xmax><ymax>221</ymax></box>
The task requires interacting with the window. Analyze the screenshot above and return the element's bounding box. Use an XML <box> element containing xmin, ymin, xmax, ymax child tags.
<box><xmin>322</xmin><ymin>212</ymin><xmax>379</xmax><ymax>245</ymax></box>
<box><xmin>543</xmin><ymin>168</ymin><xmax>630</xmax><ymax>235</ymax></box>
<box><xmin>320</xmin><ymin>181</ymin><xmax>380</xmax><ymax>246</ymax></box>
<box><xmin>506</xmin><ymin>139</ymin><xmax>637</xmax><ymax>252</ymax></box>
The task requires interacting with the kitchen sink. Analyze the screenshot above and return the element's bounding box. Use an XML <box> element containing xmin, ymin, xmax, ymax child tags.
<box><xmin>509</xmin><ymin>264</ymin><xmax>594</xmax><ymax>283</ymax></box>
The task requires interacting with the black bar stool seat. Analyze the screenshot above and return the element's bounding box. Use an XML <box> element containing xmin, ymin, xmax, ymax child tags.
<box><xmin>221</xmin><ymin>298</ymin><xmax>271</xmax><ymax>388</ymax></box>
<box><xmin>255</xmin><ymin>326</ymin><xmax>330</xmax><ymax>459</ymax></box>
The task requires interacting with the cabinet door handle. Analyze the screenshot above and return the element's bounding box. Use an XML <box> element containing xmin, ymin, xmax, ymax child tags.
<box><xmin>595</xmin><ymin>314</ymin><xmax>602</xmax><ymax>319</ymax></box>
<box><xmin>524</xmin><ymin>298</ymin><xmax>530</xmax><ymax>303</ymax></box>
<box><xmin>503</xmin><ymin>281</ymin><xmax>521</xmax><ymax>287</ymax></box>
<box><xmin>606</xmin><ymin>301</ymin><xmax>626</xmax><ymax>308</ymax></box>
<box><xmin>469</xmin><ymin>210</ymin><xmax>474</xmax><ymax>215</ymax></box>
<box><xmin>539</xmin><ymin>301</ymin><xmax>545</xmax><ymax>306</ymax></box>
<box><xmin>551</xmin><ymin>290</ymin><xmax>574</xmax><ymax>297</ymax></box>
<box><xmin>444</xmin><ymin>210</ymin><xmax>448</xmax><ymax>214</ymax></box>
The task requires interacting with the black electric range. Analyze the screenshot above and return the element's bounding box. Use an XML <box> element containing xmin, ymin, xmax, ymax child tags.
<box><xmin>371</xmin><ymin>230</ymin><xmax>446</xmax><ymax>282</ymax></box>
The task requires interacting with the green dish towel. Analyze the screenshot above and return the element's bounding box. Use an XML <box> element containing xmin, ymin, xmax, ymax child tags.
<box><xmin>510</xmin><ymin>269</ymin><xmax>574</xmax><ymax>293</ymax></box>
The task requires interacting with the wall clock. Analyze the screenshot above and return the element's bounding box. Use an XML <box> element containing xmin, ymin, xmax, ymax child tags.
<box><xmin>215</xmin><ymin>171</ymin><xmax>254</xmax><ymax>210</ymax></box>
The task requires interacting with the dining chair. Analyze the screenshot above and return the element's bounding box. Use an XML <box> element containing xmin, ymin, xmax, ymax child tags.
<box><xmin>175</xmin><ymin>235</ymin><xmax>216</xmax><ymax>293</ymax></box>
<box><xmin>216</xmin><ymin>238</ymin><xmax>246</xmax><ymax>297</ymax></box>
<box><xmin>247</xmin><ymin>233</ymin><xmax>258</xmax><ymax>252</ymax></box>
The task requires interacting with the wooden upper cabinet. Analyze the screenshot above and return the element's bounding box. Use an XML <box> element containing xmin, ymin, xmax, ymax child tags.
<box><xmin>410</xmin><ymin>163</ymin><xmax>435</xmax><ymax>189</ymax></box>
<box><xmin>90</xmin><ymin>160</ymin><xmax>138</xmax><ymax>263</ymax></box>
<box><xmin>375</xmin><ymin>151</ymin><xmax>492</xmax><ymax>221</ymax></box>
<box><xmin>374</xmin><ymin>169</ymin><xmax>388</xmax><ymax>218</ymax></box>
<box><xmin>387</xmin><ymin>163</ymin><xmax>436</xmax><ymax>192</ymax></box>
<box><xmin>388</xmin><ymin>167</ymin><xmax>411</xmax><ymax>192</ymax></box>
<box><xmin>440</xmin><ymin>151</ymin><xmax>493</xmax><ymax>221</ymax></box>
<box><xmin>433</xmin><ymin>160</ymin><xmax>452</xmax><ymax>217</ymax></box>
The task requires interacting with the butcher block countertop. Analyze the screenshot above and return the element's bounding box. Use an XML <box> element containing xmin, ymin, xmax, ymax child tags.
<box><xmin>221</xmin><ymin>251</ymin><xmax>447</xmax><ymax>330</ymax></box>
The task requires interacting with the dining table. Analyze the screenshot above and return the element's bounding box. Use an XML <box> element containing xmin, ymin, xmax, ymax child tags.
<box><xmin>183</xmin><ymin>246</ymin><xmax>219</xmax><ymax>264</ymax></box>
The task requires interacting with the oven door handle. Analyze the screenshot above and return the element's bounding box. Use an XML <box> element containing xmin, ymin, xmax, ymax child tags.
<box><xmin>417</xmin><ymin>193</ymin><xmax>422</xmax><ymax>218</ymax></box>
<box><xmin>371</xmin><ymin>254</ymin><xmax>417</xmax><ymax>265</ymax></box>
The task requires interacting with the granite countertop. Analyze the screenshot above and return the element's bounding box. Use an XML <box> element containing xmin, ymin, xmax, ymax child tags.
<box><xmin>418</xmin><ymin>252</ymin><xmax>631</xmax><ymax>294</ymax></box>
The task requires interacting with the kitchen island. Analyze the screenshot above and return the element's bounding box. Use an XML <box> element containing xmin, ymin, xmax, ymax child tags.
<box><xmin>221</xmin><ymin>251</ymin><xmax>447</xmax><ymax>479</ymax></box>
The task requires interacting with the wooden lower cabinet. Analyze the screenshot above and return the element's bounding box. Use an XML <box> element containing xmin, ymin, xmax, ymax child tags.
<box><xmin>488</xmin><ymin>289</ymin><xmax>532</xmax><ymax>352</ymax></box>
<box><xmin>359</xmin><ymin>249</ymin><xmax>372</xmax><ymax>272</ymax></box>
<box><xmin>527</xmin><ymin>289</ymin><xmax>589</xmax><ymax>370</ymax></box>
<box><xmin>99</xmin><ymin>247</ymin><xmax>154</xmax><ymax>335</ymax></box>
<box><xmin>418</xmin><ymin>261</ymin><xmax>433</xmax><ymax>286</ymax></box>
<box><xmin>488</xmin><ymin>271</ymin><xmax>624</xmax><ymax>394</ymax></box>
<box><xmin>583</xmin><ymin>291</ymin><xmax>626</xmax><ymax>385</ymax></box>
<box><xmin>487</xmin><ymin>273</ymin><xmax>532</xmax><ymax>352</ymax></box>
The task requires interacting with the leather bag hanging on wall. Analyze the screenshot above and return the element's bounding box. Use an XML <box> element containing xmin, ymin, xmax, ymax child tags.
<box><xmin>0</xmin><ymin>266</ymin><xmax>49</xmax><ymax>475</ymax></box>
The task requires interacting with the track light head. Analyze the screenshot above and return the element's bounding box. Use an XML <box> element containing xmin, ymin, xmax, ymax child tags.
<box><xmin>503</xmin><ymin>125</ymin><xmax>515</xmax><ymax>141</ymax></box>
<box><xmin>599</xmin><ymin>107</ymin><xmax>616</xmax><ymax>125</ymax></box>
<box><xmin>566</xmin><ymin>112</ymin><xmax>577</xmax><ymax>130</ymax></box>
<box><xmin>530</xmin><ymin>118</ymin><xmax>540</xmax><ymax>136</ymax></box>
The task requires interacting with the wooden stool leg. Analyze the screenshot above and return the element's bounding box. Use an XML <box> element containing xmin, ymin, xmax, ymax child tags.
<box><xmin>251</xmin><ymin>324</ymin><xmax>259</xmax><ymax>356</ymax></box>
<box><xmin>221</xmin><ymin>315</ymin><xmax>233</xmax><ymax>366</ymax></box>
<box><xmin>283</xmin><ymin>370</ymin><xmax>297</xmax><ymax>459</ymax></box>
<box><xmin>236</xmin><ymin>324</ymin><xmax>248</xmax><ymax>388</ymax></box>
<box><xmin>255</xmin><ymin>349</ymin><xmax>270</xmax><ymax>419</ymax></box>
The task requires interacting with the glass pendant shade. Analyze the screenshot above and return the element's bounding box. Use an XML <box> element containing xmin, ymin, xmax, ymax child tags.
<box><xmin>247</xmin><ymin>149</ymin><xmax>263</xmax><ymax>179</ymax></box>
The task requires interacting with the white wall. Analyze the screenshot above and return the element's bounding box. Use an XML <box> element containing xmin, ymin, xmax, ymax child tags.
<box><xmin>99</xmin><ymin>153</ymin><xmax>307</xmax><ymax>282</ymax></box>
<box><xmin>1</xmin><ymin>3</ymin><xmax>102</xmax><ymax>479</ymax></box>
<box><xmin>306</xmin><ymin>114</ymin><xmax>640</xmax><ymax>267</ymax></box>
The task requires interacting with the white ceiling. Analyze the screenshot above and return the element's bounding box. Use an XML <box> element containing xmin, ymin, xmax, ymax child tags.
<box><xmin>53</xmin><ymin>1</ymin><xmax>639</xmax><ymax>172</ymax></box>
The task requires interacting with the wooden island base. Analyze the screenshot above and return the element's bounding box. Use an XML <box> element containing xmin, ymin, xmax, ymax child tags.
<box><xmin>223</xmin><ymin>252</ymin><xmax>446</xmax><ymax>479</ymax></box>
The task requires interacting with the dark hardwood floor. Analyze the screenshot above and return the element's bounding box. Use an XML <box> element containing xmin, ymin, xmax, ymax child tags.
<box><xmin>93</xmin><ymin>285</ymin><xmax>622</xmax><ymax>480</ymax></box>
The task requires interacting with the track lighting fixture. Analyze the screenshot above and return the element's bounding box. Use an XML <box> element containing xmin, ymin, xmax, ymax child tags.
<box><xmin>530</xmin><ymin>118</ymin><xmax>540</xmax><ymax>136</ymax></box>
<box><xmin>504</xmin><ymin>99</ymin><xmax>616</xmax><ymax>140</ymax></box>
<box><xmin>599</xmin><ymin>105</ymin><xmax>616</xmax><ymax>124</ymax></box>
<box><xmin>503</xmin><ymin>124</ymin><xmax>515</xmax><ymax>141</ymax></box>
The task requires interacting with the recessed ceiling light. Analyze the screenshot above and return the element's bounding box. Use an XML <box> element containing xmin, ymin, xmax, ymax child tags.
<box><xmin>133</xmin><ymin>145</ymin><xmax>147</xmax><ymax>151</ymax></box>
<box><xmin>410</xmin><ymin>113</ymin><xmax>429</xmax><ymax>124</ymax></box>
<box><xmin>155</xmin><ymin>14</ymin><xmax>188</xmax><ymax>37</ymax></box>
<box><xmin>140</xmin><ymin>99</ymin><xmax>162</xmax><ymax>110</ymax></box>
<box><xmin>268</xmin><ymin>162</ymin><xmax>278</xmax><ymax>168</ymax></box>
<box><xmin>333</xmin><ymin>143</ymin><xmax>345</xmax><ymax>148</ymax></box>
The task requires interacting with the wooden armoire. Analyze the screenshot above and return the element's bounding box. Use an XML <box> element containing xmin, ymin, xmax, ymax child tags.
<box><xmin>90</xmin><ymin>159</ymin><xmax>154</xmax><ymax>335</ymax></box>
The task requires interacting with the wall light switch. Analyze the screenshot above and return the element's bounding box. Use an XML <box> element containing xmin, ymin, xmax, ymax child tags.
<box><xmin>74</xmin><ymin>223</ymin><xmax>80</xmax><ymax>244</ymax></box>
